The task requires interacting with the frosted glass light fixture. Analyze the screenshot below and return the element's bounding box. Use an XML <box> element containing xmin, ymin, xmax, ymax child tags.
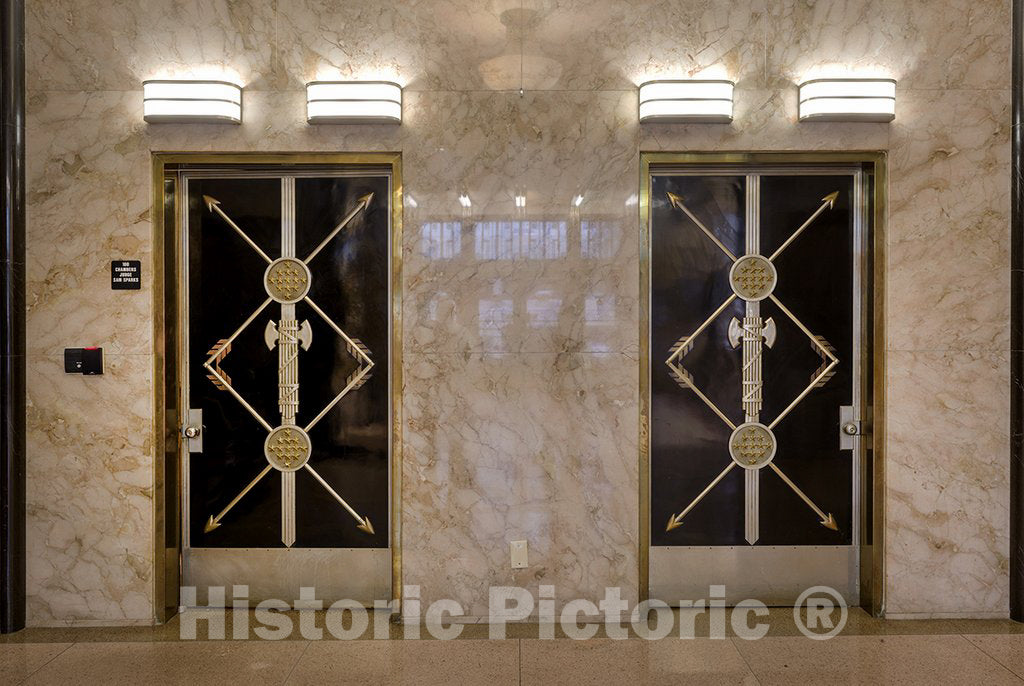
<box><xmin>306</xmin><ymin>81</ymin><xmax>403</xmax><ymax>124</ymax></box>
<box><xmin>798</xmin><ymin>78</ymin><xmax>896</xmax><ymax>122</ymax></box>
<box><xmin>143</xmin><ymin>80</ymin><xmax>242</xmax><ymax>123</ymax></box>
<box><xmin>638</xmin><ymin>80</ymin><xmax>734</xmax><ymax>123</ymax></box>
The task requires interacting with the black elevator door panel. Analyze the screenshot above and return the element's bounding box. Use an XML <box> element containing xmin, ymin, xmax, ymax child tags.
<box><xmin>293</xmin><ymin>176</ymin><xmax>390</xmax><ymax>548</ymax></box>
<box><xmin>650</xmin><ymin>174</ymin><xmax>746</xmax><ymax>546</ymax></box>
<box><xmin>188</xmin><ymin>178</ymin><xmax>282</xmax><ymax>547</ymax></box>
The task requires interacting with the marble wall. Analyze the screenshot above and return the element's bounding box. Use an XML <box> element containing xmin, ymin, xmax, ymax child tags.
<box><xmin>22</xmin><ymin>0</ymin><xmax>1010</xmax><ymax>624</ymax></box>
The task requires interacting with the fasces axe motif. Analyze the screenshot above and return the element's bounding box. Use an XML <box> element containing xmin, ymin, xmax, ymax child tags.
<box><xmin>200</xmin><ymin>185</ymin><xmax>376</xmax><ymax>546</ymax></box>
<box><xmin>663</xmin><ymin>189</ymin><xmax>841</xmax><ymax>543</ymax></box>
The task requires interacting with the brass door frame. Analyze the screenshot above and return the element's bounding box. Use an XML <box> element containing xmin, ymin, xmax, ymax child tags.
<box><xmin>638</xmin><ymin>151</ymin><xmax>886</xmax><ymax>616</ymax></box>
<box><xmin>151</xmin><ymin>152</ymin><xmax>403</xmax><ymax>623</ymax></box>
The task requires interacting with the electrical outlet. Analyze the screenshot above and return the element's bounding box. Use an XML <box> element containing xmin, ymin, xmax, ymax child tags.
<box><xmin>510</xmin><ymin>540</ymin><xmax>528</xmax><ymax>569</ymax></box>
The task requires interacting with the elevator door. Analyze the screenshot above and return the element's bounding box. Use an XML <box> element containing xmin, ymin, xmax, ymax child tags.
<box><xmin>647</xmin><ymin>166</ymin><xmax>868</xmax><ymax>605</ymax></box>
<box><xmin>179</xmin><ymin>169</ymin><xmax>393</xmax><ymax>604</ymax></box>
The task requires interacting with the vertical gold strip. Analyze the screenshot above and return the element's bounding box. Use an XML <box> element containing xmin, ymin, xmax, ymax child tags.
<box><xmin>151</xmin><ymin>154</ymin><xmax>168</xmax><ymax>623</ymax></box>
<box><xmin>390</xmin><ymin>154</ymin><xmax>404</xmax><ymax>613</ymax></box>
<box><xmin>871</xmin><ymin>154</ymin><xmax>887</xmax><ymax>617</ymax></box>
<box><xmin>638</xmin><ymin>154</ymin><xmax>652</xmax><ymax>602</ymax></box>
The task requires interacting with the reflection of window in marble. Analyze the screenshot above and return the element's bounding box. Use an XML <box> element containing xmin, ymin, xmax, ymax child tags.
<box><xmin>479</xmin><ymin>298</ymin><xmax>514</xmax><ymax>352</ymax></box>
<box><xmin>474</xmin><ymin>220</ymin><xmax>567</xmax><ymax>260</ymax></box>
<box><xmin>584</xmin><ymin>294</ymin><xmax>616</xmax><ymax>353</ymax></box>
<box><xmin>426</xmin><ymin>291</ymin><xmax>454</xmax><ymax>322</ymax></box>
<box><xmin>585</xmin><ymin>295</ymin><xmax>616</xmax><ymax>324</ymax></box>
<box><xmin>527</xmin><ymin>290</ymin><xmax>562</xmax><ymax>329</ymax></box>
<box><xmin>581</xmin><ymin>220</ymin><xmax>621</xmax><ymax>259</ymax></box>
<box><xmin>419</xmin><ymin>221</ymin><xmax>462</xmax><ymax>259</ymax></box>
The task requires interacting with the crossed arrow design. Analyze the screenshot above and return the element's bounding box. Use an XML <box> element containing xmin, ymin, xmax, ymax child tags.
<box><xmin>200</xmin><ymin>186</ymin><xmax>377</xmax><ymax>546</ymax></box>
<box><xmin>663</xmin><ymin>189</ymin><xmax>842</xmax><ymax>541</ymax></box>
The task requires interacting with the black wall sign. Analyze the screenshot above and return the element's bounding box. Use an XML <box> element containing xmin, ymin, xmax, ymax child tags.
<box><xmin>111</xmin><ymin>260</ymin><xmax>141</xmax><ymax>290</ymax></box>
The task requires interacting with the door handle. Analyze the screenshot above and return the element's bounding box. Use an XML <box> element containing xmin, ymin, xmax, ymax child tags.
<box><xmin>838</xmin><ymin>405</ymin><xmax>866</xmax><ymax>450</ymax></box>
<box><xmin>183</xmin><ymin>408</ymin><xmax>203</xmax><ymax>453</ymax></box>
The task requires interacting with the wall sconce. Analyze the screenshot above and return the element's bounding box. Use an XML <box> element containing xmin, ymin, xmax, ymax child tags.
<box><xmin>797</xmin><ymin>78</ymin><xmax>896</xmax><ymax>122</ymax></box>
<box><xmin>638</xmin><ymin>80</ymin><xmax>734</xmax><ymax>123</ymax></box>
<box><xmin>142</xmin><ymin>80</ymin><xmax>242</xmax><ymax>123</ymax></box>
<box><xmin>306</xmin><ymin>81</ymin><xmax>403</xmax><ymax>124</ymax></box>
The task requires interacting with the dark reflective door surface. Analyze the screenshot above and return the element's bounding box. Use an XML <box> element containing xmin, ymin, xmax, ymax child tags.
<box><xmin>180</xmin><ymin>170</ymin><xmax>393</xmax><ymax>601</ymax></box>
<box><xmin>647</xmin><ymin>166</ymin><xmax>869</xmax><ymax>604</ymax></box>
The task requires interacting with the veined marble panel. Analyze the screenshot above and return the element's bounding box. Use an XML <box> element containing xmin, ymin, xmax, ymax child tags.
<box><xmin>26</xmin><ymin>91</ymin><xmax>152</xmax><ymax>356</ymax></box>
<box><xmin>406</xmin><ymin>247</ymin><xmax>636</xmax><ymax>354</ymax></box>
<box><xmin>889</xmin><ymin>89</ymin><xmax>1010</xmax><ymax>236</ymax></box>
<box><xmin>276</xmin><ymin>0</ymin><xmax>516</xmax><ymax>91</ymax></box>
<box><xmin>887</xmin><ymin>205</ymin><xmax>1009</xmax><ymax>353</ymax></box>
<box><xmin>402</xmin><ymin>352</ymin><xmax>638</xmax><ymax>617</ymax></box>
<box><xmin>887</xmin><ymin>89</ymin><xmax>1010</xmax><ymax>352</ymax></box>
<box><xmin>767</xmin><ymin>0</ymin><xmax>1010</xmax><ymax>90</ymax></box>
<box><xmin>26</xmin><ymin>354</ymin><xmax>153</xmax><ymax>625</ymax></box>
<box><xmin>886</xmin><ymin>350</ymin><xmax>1009</xmax><ymax>615</ymax></box>
<box><xmin>27</xmin><ymin>0</ymin><xmax>282</xmax><ymax>91</ymax></box>
<box><xmin>405</xmin><ymin>90</ymin><xmax>638</xmax><ymax>354</ymax></box>
<box><xmin>523</xmin><ymin>0</ymin><xmax>766</xmax><ymax>90</ymax></box>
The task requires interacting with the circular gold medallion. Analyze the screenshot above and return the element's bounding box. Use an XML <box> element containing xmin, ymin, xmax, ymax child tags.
<box><xmin>728</xmin><ymin>254</ymin><xmax>777</xmax><ymax>301</ymax></box>
<box><xmin>264</xmin><ymin>426</ymin><xmax>312</xmax><ymax>472</ymax></box>
<box><xmin>264</xmin><ymin>257</ymin><xmax>311</xmax><ymax>304</ymax></box>
<box><xmin>728</xmin><ymin>422</ymin><xmax>777</xmax><ymax>470</ymax></box>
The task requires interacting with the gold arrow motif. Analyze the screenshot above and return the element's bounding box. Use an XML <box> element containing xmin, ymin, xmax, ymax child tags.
<box><xmin>204</xmin><ymin>465</ymin><xmax>274</xmax><ymax>533</ymax></box>
<box><xmin>202</xmin><ymin>298</ymin><xmax>275</xmax><ymax>433</ymax></box>
<box><xmin>667</xmin><ymin>192</ymin><xmax>738</xmax><ymax>262</ymax></box>
<box><xmin>768</xmin><ymin>462</ymin><xmax>839</xmax><ymax>530</ymax></box>
<box><xmin>666</xmin><ymin>462</ymin><xmax>737</xmax><ymax>531</ymax></box>
<box><xmin>205</xmin><ymin>339</ymin><xmax>232</xmax><ymax>390</ymax></box>
<box><xmin>765</xmin><ymin>294</ymin><xmax>839</xmax><ymax>430</ymax></box>
<box><xmin>204</xmin><ymin>195</ymin><xmax>273</xmax><ymax>264</ymax></box>
<box><xmin>303</xmin><ymin>463</ymin><xmax>375</xmax><ymax>535</ymax></box>
<box><xmin>768</xmin><ymin>191</ymin><xmax>839</xmax><ymax>261</ymax></box>
<box><xmin>301</xmin><ymin>297</ymin><xmax>376</xmax><ymax>432</ymax></box>
<box><xmin>304</xmin><ymin>192</ymin><xmax>375</xmax><ymax>264</ymax></box>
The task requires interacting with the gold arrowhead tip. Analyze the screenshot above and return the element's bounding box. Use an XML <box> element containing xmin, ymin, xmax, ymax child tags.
<box><xmin>820</xmin><ymin>513</ymin><xmax>839</xmax><ymax>531</ymax></box>
<box><xmin>666</xmin><ymin>191</ymin><xmax>683</xmax><ymax>209</ymax></box>
<box><xmin>203</xmin><ymin>195</ymin><xmax>220</xmax><ymax>212</ymax></box>
<box><xmin>358</xmin><ymin>192</ymin><xmax>374</xmax><ymax>207</ymax></box>
<box><xmin>665</xmin><ymin>514</ymin><xmax>682</xmax><ymax>532</ymax></box>
<box><xmin>356</xmin><ymin>517</ymin><xmax>375</xmax><ymax>535</ymax></box>
<box><xmin>204</xmin><ymin>515</ymin><xmax>221</xmax><ymax>533</ymax></box>
<box><xmin>822</xmin><ymin>191</ymin><xmax>840</xmax><ymax>209</ymax></box>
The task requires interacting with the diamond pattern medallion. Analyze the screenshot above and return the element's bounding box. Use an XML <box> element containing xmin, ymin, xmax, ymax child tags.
<box><xmin>264</xmin><ymin>426</ymin><xmax>312</xmax><ymax>472</ymax></box>
<box><xmin>264</xmin><ymin>257</ymin><xmax>312</xmax><ymax>304</ymax></box>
